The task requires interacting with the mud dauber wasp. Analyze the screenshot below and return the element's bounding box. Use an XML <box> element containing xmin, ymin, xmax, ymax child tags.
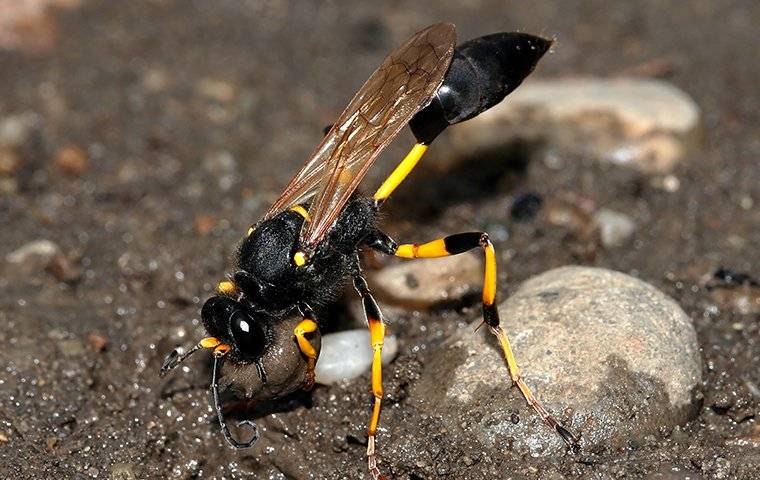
<box><xmin>161</xmin><ymin>23</ymin><xmax>579</xmax><ymax>479</ymax></box>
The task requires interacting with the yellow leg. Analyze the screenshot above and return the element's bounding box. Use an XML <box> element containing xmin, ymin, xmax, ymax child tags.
<box><xmin>395</xmin><ymin>232</ymin><xmax>580</xmax><ymax>449</ymax></box>
<box><xmin>294</xmin><ymin>315</ymin><xmax>319</xmax><ymax>390</ymax></box>
<box><xmin>353</xmin><ymin>276</ymin><xmax>388</xmax><ymax>480</ymax></box>
<box><xmin>372</xmin><ymin>143</ymin><xmax>428</xmax><ymax>205</ymax></box>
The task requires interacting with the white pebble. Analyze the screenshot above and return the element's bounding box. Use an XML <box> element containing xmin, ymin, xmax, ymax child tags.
<box><xmin>315</xmin><ymin>329</ymin><xmax>398</xmax><ymax>385</ymax></box>
<box><xmin>593</xmin><ymin>208</ymin><xmax>636</xmax><ymax>248</ymax></box>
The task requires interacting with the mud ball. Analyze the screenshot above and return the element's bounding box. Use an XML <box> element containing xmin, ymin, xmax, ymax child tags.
<box><xmin>412</xmin><ymin>266</ymin><xmax>702</xmax><ymax>456</ymax></box>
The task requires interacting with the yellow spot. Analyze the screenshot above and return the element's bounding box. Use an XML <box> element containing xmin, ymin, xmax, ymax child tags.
<box><xmin>200</xmin><ymin>337</ymin><xmax>221</xmax><ymax>349</ymax></box>
<box><xmin>289</xmin><ymin>205</ymin><xmax>310</xmax><ymax>221</ymax></box>
<box><xmin>217</xmin><ymin>280</ymin><xmax>236</xmax><ymax>295</ymax></box>
<box><xmin>246</xmin><ymin>226</ymin><xmax>254</xmax><ymax>236</ymax></box>
<box><xmin>293</xmin><ymin>250</ymin><xmax>307</xmax><ymax>267</ymax></box>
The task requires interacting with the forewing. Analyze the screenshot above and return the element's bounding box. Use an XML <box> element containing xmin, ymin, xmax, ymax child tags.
<box><xmin>266</xmin><ymin>23</ymin><xmax>456</xmax><ymax>249</ymax></box>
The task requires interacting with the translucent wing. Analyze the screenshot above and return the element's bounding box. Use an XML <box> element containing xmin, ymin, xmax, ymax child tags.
<box><xmin>266</xmin><ymin>23</ymin><xmax>456</xmax><ymax>250</ymax></box>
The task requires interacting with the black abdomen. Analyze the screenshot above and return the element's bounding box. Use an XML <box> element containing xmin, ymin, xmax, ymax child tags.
<box><xmin>410</xmin><ymin>32</ymin><xmax>553</xmax><ymax>144</ymax></box>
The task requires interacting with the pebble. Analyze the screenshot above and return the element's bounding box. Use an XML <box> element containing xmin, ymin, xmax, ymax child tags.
<box><xmin>369</xmin><ymin>253</ymin><xmax>482</xmax><ymax>309</ymax></box>
<box><xmin>193</xmin><ymin>214</ymin><xmax>217</xmax><ymax>236</ymax></box>
<box><xmin>5</xmin><ymin>239</ymin><xmax>61</xmax><ymax>272</ymax></box>
<box><xmin>314</xmin><ymin>329</ymin><xmax>398</xmax><ymax>385</ymax></box>
<box><xmin>54</xmin><ymin>145</ymin><xmax>89</xmax><ymax>176</ymax></box>
<box><xmin>510</xmin><ymin>192</ymin><xmax>543</xmax><ymax>222</ymax></box>
<box><xmin>543</xmin><ymin>198</ymin><xmax>596</xmax><ymax>240</ymax></box>
<box><xmin>86</xmin><ymin>332</ymin><xmax>109</xmax><ymax>352</ymax></box>
<box><xmin>45</xmin><ymin>253</ymin><xmax>81</xmax><ymax>282</ymax></box>
<box><xmin>449</xmin><ymin>78</ymin><xmax>701</xmax><ymax>174</ymax></box>
<box><xmin>195</xmin><ymin>77</ymin><xmax>237</xmax><ymax>102</ymax></box>
<box><xmin>593</xmin><ymin>208</ymin><xmax>636</xmax><ymax>247</ymax></box>
<box><xmin>412</xmin><ymin>266</ymin><xmax>702</xmax><ymax>456</ymax></box>
<box><xmin>0</xmin><ymin>112</ymin><xmax>38</xmax><ymax>147</ymax></box>
<box><xmin>0</xmin><ymin>147</ymin><xmax>22</xmax><ymax>176</ymax></box>
<box><xmin>0</xmin><ymin>2</ymin><xmax>84</xmax><ymax>52</ymax></box>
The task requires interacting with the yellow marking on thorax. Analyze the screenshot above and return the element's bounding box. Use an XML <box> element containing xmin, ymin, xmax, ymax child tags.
<box><xmin>293</xmin><ymin>250</ymin><xmax>307</xmax><ymax>267</ymax></box>
<box><xmin>289</xmin><ymin>205</ymin><xmax>310</xmax><ymax>221</ymax></box>
<box><xmin>217</xmin><ymin>280</ymin><xmax>237</xmax><ymax>295</ymax></box>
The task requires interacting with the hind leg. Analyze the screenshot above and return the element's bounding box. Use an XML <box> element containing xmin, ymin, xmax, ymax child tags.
<box><xmin>373</xmin><ymin>231</ymin><xmax>580</xmax><ymax>449</ymax></box>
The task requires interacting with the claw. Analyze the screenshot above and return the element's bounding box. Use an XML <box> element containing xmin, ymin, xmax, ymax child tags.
<box><xmin>557</xmin><ymin>424</ymin><xmax>581</xmax><ymax>452</ymax></box>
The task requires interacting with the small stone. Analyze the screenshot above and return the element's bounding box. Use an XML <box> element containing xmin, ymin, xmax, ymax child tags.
<box><xmin>315</xmin><ymin>329</ymin><xmax>398</xmax><ymax>385</ymax></box>
<box><xmin>195</xmin><ymin>78</ymin><xmax>237</xmax><ymax>102</ymax></box>
<box><xmin>5</xmin><ymin>239</ymin><xmax>61</xmax><ymax>274</ymax></box>
<box><xmin>450</xmin><ymin>78</ymin><xmax>701</xmax><ymax>174</ymax></box>
<box><xmin>142</xmin><ymin>67</ymin><xmax>171</xmax><ymax>92</ymax></box>
<box><xmin>543</xmin><ymin>199</ymin><xmax>595</xmax><ymax>240</ymax></box>
<box><xmin>87</xmin><ymin>332</ymin><xmax>109</xmax><ymax>352</ymax></box>
<box><xmin>593</xmin><ymin>208</ymin><xmax>636</xmax><ymax>248</ymax></box>
<box><xmin>193</xmin><ymin>214</ymin><xmax>217</xmax><ymax>236</ymax></box>
<box><xmin>0</xmin><ymin>112</ymin><xmax>38</xmax><ymax>147</ymax></box>
<box><xmin>45</xmin><ymin>253</ymin><xmax>81</xmax><ymax>282</ymax></box>
<box><xmin>45</xmin><ymin>436</ymin><xmax>58</xmax><ymax>451</ymax></box>
<box><xmin>369</xmin><ymin>253</ymin><xmax>482</xmax><ymax>309</ymax></box>
<box><xmin>708</xmin><ymin>285</ymin><xmax>760</xmax><ymax>315</ymax></box>
<box><xmin>0</xmin><ymin>147</ymin><xmax>22</xmax><ymax>176</ymax></box>
<box><xmin>0</xmin><ymin>177</ymin><xmax>18</xmax><ymax>194</ymax></box>
<box><xmin>0</xmin><ymin>432</ymin><xmax>8</xmax><ymax>442</ymax></box>
<box><xmin>58</xmin><ymin>338</ymin><xmax>85</xmax><ymax>357</ymax></box>
<box><xmin>202</xmin><ymin>150</ymin><xmax>237</xmax><ymax>175</ymax></box>
<box><xmin>413</xmin><ymin>266</ymin><xmax>701</xmax><ymax>456</ymax></box>
<box><xmin>54</xmin><ymin>145</ymin><xmax>89</xmax><ymax>176</ymax></box>
<box><xmin>510</xmin><ymin>192</ymin><xmax>543</xmax><ymax>222</ymax></box>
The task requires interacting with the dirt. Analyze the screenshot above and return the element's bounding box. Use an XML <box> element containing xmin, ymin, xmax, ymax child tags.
<box><xmin>1</xmin><ymin>1</ymin><xmax>759</xmax><ymax>479</ymax></box>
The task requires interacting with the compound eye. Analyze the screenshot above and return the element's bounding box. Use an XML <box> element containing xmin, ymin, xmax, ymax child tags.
<box><xmin>229</xmin><ymin>310</ymin><xmax>266</xmax><ymax>359</ymax></box>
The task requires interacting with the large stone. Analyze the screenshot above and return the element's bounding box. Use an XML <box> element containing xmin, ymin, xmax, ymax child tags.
<box><xmin>369</xmin><ymin>253</ymin><xmax>482</xmax><ymax>310</ymax></box>
<box><xmin>448</xmin><ymin>78</ymin><xmax>701</xmax><ymax>174</ymax></box>
<box><xmin>412</xmin><ymin>266</ymin><xmax>702</xmax><ymax>456</ymax></box>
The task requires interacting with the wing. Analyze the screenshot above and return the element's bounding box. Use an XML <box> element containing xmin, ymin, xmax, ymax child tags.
<box><xmin>266</xmin><ymin>23</ymin><xmax>456</xmax><ymax>250</ymax></box>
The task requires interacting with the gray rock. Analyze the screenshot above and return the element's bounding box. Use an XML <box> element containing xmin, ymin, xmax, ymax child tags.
<box><xmin>448</xmin><ymin>78</ymin><xmax>701</xmax><ymax>174</ymax></box>
<box><xmin>593</xmin><ymin>208</ymin><xmax>636</xmax><ymax>248</ymax></box>
<box><xmin>369</xmin><ymin>253</ymin><xmax>482</xmax><ymax>309</ymax></box>
<box><xmin>412</xmin><ymin>266</ymin><xmax>702</xmax><ymax>456</ymax></box>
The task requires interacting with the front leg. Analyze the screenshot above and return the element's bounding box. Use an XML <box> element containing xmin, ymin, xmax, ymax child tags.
<box><xmin>354</xmin><ymin>275</ymin><xmax>388</xmax><ymax>480</ymax></box>
<box><xmin>294</xmin><ymin>303</ymin><xmax>320</xmax><ymax>390</ymax></box>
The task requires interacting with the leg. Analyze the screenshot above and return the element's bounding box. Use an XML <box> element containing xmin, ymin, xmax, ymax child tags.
<box><xmin>354</xmin><ymin>275</ymin><xmax>388</xmax><ymax>480</ymax></box>
<box><xmin>393</xmin><ymin>232</ymin><xmax>580</xmax><ymax>449</ymax></box>
<box><xmin>294</xmin><ymin>303</ymin><xmax>320</xmax><ymax>390</ymax></box>
<box><xmin>372</xmin><ymin>143</ymin><xmax>429</xmax><ymax>207</ymax></box>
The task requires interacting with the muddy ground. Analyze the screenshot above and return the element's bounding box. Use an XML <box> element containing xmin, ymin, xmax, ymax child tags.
<box><xmin>1</xmin><ymin>1</ymin><xmax>759</xmax><ymax>479</ymax></box>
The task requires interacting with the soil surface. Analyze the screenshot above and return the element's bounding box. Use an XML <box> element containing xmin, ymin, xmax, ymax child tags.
<box><xmin>1</xmin><ymin>1</ymin><xmax>759</xmax><ymax>479</ymax></box>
